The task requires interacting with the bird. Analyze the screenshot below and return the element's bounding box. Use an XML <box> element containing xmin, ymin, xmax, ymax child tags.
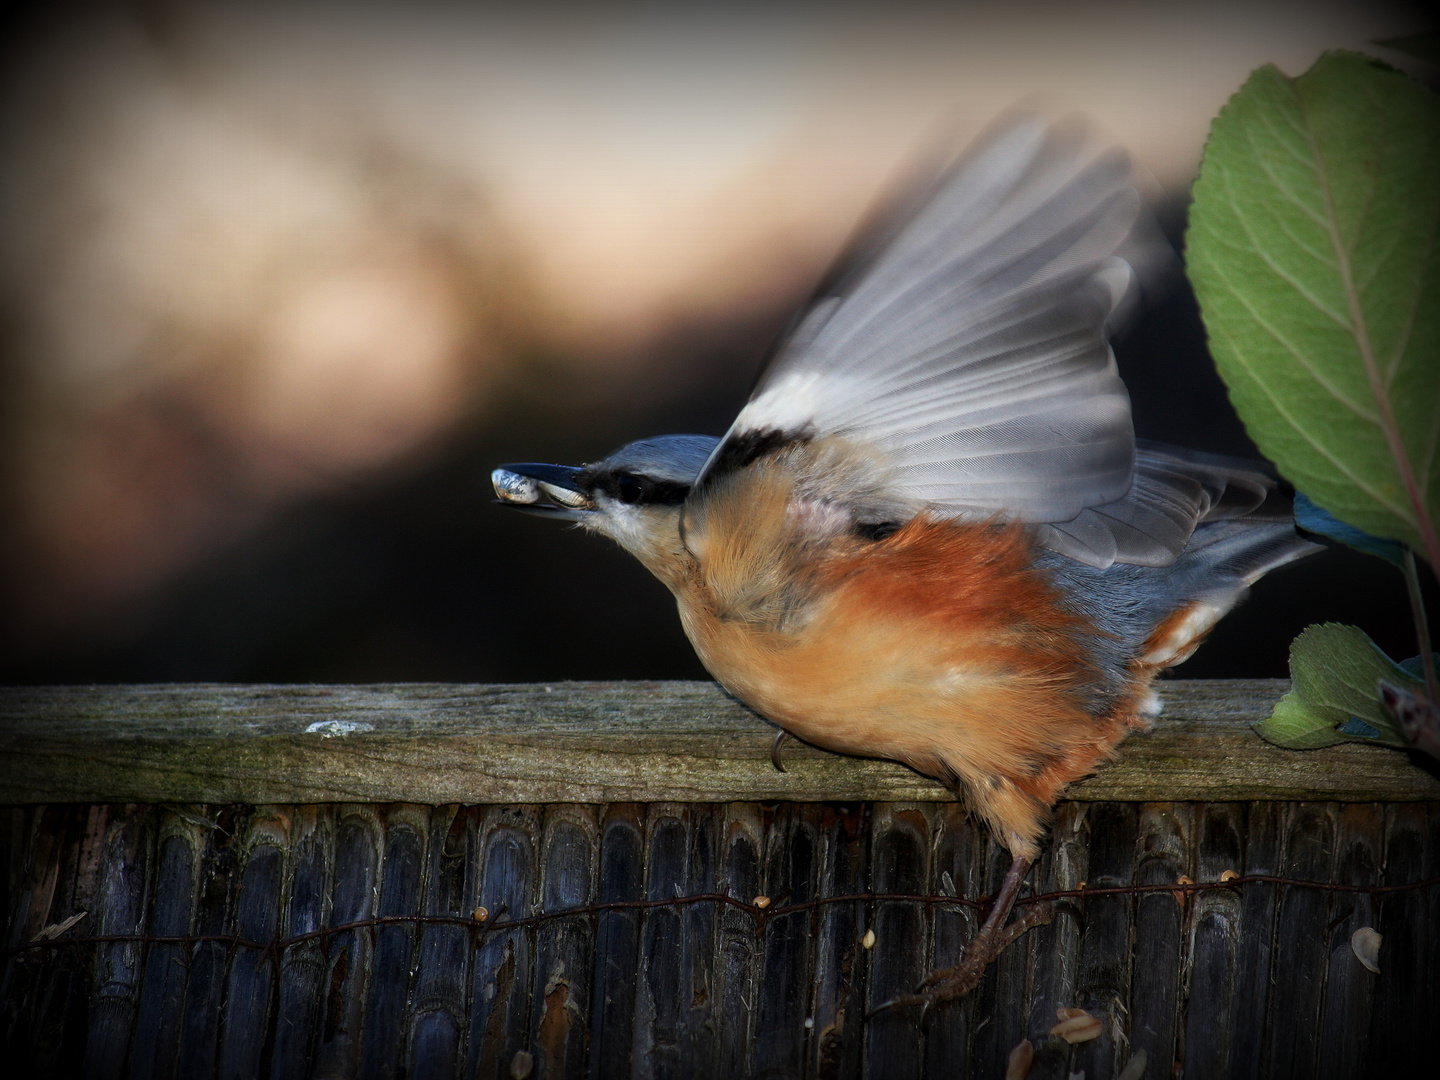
<box><xmin>491</xmin><ymin>113</ymin><xmax>1318</xmax><ymax>1009</ymax></box>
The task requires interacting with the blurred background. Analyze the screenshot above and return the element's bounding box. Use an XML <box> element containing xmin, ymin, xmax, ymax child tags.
<box><xmin>1</xmin><ymin>0</ymin><xmax>1436</xmax><ymax>686</ymax></box>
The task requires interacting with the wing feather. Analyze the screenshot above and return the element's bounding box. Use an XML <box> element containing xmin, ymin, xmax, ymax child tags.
<box><xmin>699</xmin><ymin>114</ymin><xmax>1156</xmax><ymax>527</ymax></box>
<box><xmin>695</xmin><ymin>114</ymin><xmax>1291</xmax><ymax>571</ymax></box>
<box><xmin>1035</xmin><ymin>443</ymin><xmax>1288</xmax><ymax>568</ymax></box>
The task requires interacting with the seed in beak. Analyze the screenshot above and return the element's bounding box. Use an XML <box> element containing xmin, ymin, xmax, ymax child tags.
<box><xmin>538</xmin><ymin>481</ymin><xmax>592</xmax><ymax>509</ymax></box>
<box><xmin>492</xmin><ymin>469</ymin><xmax>540</xmax><ymax>504</ymax></box>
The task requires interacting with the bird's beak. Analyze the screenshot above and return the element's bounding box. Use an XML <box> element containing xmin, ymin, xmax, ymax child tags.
<box><xmin>491</xmin><ymin>463</ymin><xmax>597</xmax><ymax>520</ymax></box>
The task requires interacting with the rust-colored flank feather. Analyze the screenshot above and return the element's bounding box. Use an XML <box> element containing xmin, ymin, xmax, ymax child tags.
<box><xmin>677</xmin><ymin>447</ymin><xmax>1150</xmax><ymax>860</ymax></box>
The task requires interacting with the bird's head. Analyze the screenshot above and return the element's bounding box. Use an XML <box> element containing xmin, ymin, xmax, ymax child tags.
<box><xmin>492</xmin><ymin>434</ymin><xmax>719</xmax><ymax>583</ymax></box>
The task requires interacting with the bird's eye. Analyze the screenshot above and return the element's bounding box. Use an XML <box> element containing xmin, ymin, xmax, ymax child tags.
<box><xmin>616</xmin><ymin>475</ymin><xmax>645</xmax><ymax>504</ymax></box>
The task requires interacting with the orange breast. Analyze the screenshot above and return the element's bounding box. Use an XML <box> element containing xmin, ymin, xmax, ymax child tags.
<box><xmin>677</xmin><ymin>513</ymin><xmax>1148</xmax><ymax>859</ymax></box>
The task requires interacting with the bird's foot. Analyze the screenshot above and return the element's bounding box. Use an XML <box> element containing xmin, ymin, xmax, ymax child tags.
<box><xmin>870</xmin><ymin>899</ymin><xmax>1053</xmax><ymax>1019</ymax></box>
<box><xmin>869</xmin><ymin>854</ymin><xmax>1049</xmax><ymax>1021</ymax></box>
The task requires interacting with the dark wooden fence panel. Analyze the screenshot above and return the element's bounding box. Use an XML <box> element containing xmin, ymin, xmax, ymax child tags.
<box><xmin>5</xmin><ymin>797</ymin><xmax>1435</xmax><ymax>1079</ymax></box>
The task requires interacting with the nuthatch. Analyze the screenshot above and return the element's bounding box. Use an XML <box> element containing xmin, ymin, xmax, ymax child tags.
<box><xmin>493</xmin><ymin>115</ymin><xmax>1317</xmax><ymax>1008</ymax></box>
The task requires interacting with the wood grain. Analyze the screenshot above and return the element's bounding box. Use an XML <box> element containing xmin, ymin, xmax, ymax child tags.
<box><xmin>2</xmin><ymin>681</ymin><xmax>1437</xmax><ymax>804</ymax></box>
<box><xmin>3</xmin><ymin>799</ymin><xmax>1436</xmax><ymax>1078</ymax></box>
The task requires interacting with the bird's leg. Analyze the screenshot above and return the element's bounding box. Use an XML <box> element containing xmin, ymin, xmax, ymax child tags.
<box><xmin>870</xmin><ymin>854</ymin><xmax>1052</xmax><ymax>1018</ymax></box>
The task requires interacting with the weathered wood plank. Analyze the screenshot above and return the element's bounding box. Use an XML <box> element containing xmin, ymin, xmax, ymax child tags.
<box><xmin>1315</xmin><ymin>803</ymin><xmax>1381</xmax><ymax>1079</ymax></box>
<box><xmin>218</xmin><ymin>808</ymin><xmax>289</xmax><ymax>1080</ymax></box>
<box><xmin>465</xmin><ymin>805</ymin><xmax>541</xmax><ymax>1079</ymax></box>
<box><xmin>587</xmin><ymin>803</ymin><xmax>644</xmax><ymax>1080</ymax></box>
<box><xmin>408</xmin><ymin>805</ymin><xmax>473</xmax><ymax>1080</ymax></box>
<box><xmin>1224</xmin><ymin>802</ymin><xmax>1282</xmax><ymax>1080</ymax></box>
<box><xmin>1365</xmin><ymin>803</ymin><xmax>1431</xmax><ymax>1073</ymax></box>
<box><xmin>634</xmin><ymin>802</ymin><xmax>691</xmax><ymax>1080</ymax></box>
<box><xmin>1</xmin><ymin>807</ymin><xmax>64</xmax><ymax>1061</ymax></box>
<box><xmin>0</xmin><ymin>808</ymin><xmax>26</xmax><ymax>950</ymax></box>
<box><xmin>130</xmin><ymin>809</ymin><xmax>203</xmax><ymax>1080</ymax></box>
<box><xmin>2</xmin><ymin>681</ymin><xmax>1436</xmax><ymax>805</ymax></box>
<box><xmin>1428</xmin><ymin>805</ymin><xmax>1440</xmax><ymax>1057</ymax></box>
<box><xmin>83</xmin><ymin>806</ymin><xmax>154</xmax><ymax>1080</ymax></box>
<box><xmin>713</xmin><ymin>805</ymin><xmax>763</xmax><ymax>1080</ymax></box>
<box><xmin>970</xmin><ymin>838</ymin><xmax>1030</xmax><ymax>1074</ymax></box>
<box><xmin>921</xmin><ymin>803</ymin><xmax>984</xmax><ymax>1076</ymax></box>
<box><xmin>1181</xmin><ymin>803</ymin><xmax>1245</xmax><ymax>1080</ymax></box>
<box><xmin>752</xmin><ymin>803</ymin><xmax>820</xmax><ymax>1079</ymax></box>
<box><xmin>27</xmin><ymin>806</ymin><xmax>106</xmax><ymax>1077</ymax></box>
<box><xmin>862</xmin><ymin>804</ymin><xmax>931</xmax><ymax>1079</ymax></box>
<box><xmin>680</xmin><ymin>806</ymin><xmax>719</xmax><ymax>1075</ymax></box>
<box><xmin>1024</xmin><ymin>802</ymin><xmax>1087</xmax><ymax>1080</ymax></box>
<box><xmin>9</xmin><ymin>808</ymin><xmax>63</xmax><ymax>961</ymax></box>
<box><xmin>270</xmin><ymin>806</ymin><xmax>331</xmax><ymax>1080</ymax></box>
<box><xmin>1128</xmin><ymin>803</ymin><xmax>1188</xmax><ymax>1077</ymax></box>
<box><xmin>529</xmin><ymin>804</ymin><xmax>597</xmax><ymax>1080</ymax></box>
<box><xmin>311</xmin><ymin>807</ymin><xmax>380</xmax><ymax>1080</ymax></box>
<box><xmin>175</xmin><ymin>808</ymin><xmax>242</xmax><ymax>1079</ymax></box>
<box><xmin>1263</xmin><ymin>803</ymin><xmax>1335</xmax><ymax>1077</ymax></box>
<box><xmin>361</xmin><ymin>805</ymin><xmax>429</xmax><ymax>1080</ymax></box>
<box><xmin>1072</xmin><ymin>802</ymin><xmax>1138</xmax><ymax>1080</ymax></box>
<box><xmin>807</xmin><ymin>805</ymin><xmax>866</xmax><ymax>1080</ymax></box>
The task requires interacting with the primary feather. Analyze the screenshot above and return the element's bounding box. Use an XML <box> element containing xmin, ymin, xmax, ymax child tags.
<box><xmin>698</xmin><ymin>114</ymin><xmax>1196</xmax><ymax>568</ymax></box>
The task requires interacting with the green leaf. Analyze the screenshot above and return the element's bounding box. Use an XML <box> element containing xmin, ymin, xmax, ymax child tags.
<box><xmin>1186</xmin><ymin>52</ymin><xmax>1440</xmax><ymax>572</ymax></box>
<box><xmin>1257</xmin><ymin>688</ymin><xmax>1354</xmax><ymax>749</ymax></box>
<box><xmin>1253</xmin><ymin>623</ymin><xmax>1422</xmax><ymax>749</ymax></box>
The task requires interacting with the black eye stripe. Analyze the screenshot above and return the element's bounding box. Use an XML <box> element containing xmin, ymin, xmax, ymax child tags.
<box><xmin>585</xmin><ymin>471</ymin><xmax>690</xmax><ymax>506</ymax></box>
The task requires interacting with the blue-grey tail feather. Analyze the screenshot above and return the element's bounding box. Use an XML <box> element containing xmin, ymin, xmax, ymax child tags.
<box><xmin>1038</xmin><ymin>483</ymin><xmax>1319</xmax><ymax>710</ymax></box>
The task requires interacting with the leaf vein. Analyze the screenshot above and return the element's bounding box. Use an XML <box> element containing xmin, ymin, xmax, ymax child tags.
<box><xmin>1250</xmin><ymin>106</ymin><xmax>1334</xmax><ymax>230</ymax></box>
<box><xmin>1295</xmin><ymin>69</ymin><xmax>1435</xmax><ymax>560</ymax></box>
<box><xmin>1380</xmin><ymin>197</ymin><xmax>1440</xmax><ymax>386</ymax></box>
<box><xmin>1216</xmin><ymin>319</ymin><xmax>1410</xmax><ymax>518</ymax></box>
<box><xmin>1212</xmin><ymin>168</ymin><xmax>1373</xmax><ymax>414</ymax></box>
<box><xmin>1203</xmin><ymin>238</ymin><xmax>1385</xmax><ymax>435</ymax></box>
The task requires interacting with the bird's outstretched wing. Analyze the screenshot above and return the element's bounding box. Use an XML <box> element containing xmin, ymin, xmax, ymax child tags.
<box><xmin>696</xmin><ymin>114</ymin><xmax>1202</xmax><ymax>568</ymax></box>
<box><xmin>1035</xmin><ymin>441</ymin><xmax>1291</xmax><ymax>568</ymax></box>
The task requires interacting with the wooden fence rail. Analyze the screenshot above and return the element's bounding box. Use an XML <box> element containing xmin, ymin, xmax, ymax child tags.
<box><xmin>2</xmin><ymin>680</ymin><xmax>1437</xmax><ymax>805</ymax></box>
<box><xmin>1</xmin><ymin>681</ymin><xmax>1437</xmax><ymax>1078</ymax></box>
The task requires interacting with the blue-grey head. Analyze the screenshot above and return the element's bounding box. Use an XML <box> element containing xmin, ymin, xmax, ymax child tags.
<box><xmin>493</xmin><ymin>434</ymin><xmax>720</xmax><ymax>574</ymax></box>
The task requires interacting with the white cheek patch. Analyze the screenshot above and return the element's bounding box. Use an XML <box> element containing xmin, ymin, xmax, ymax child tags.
<box><xmin>588</xmin><ymin>498</ymin><xmax>686</xmax><ymax>572</ymax></box>
<box><xmin>589</xmin><ymin>496</ymin><xmax>643</xmax><ymax>544</ymax></box>
<box><xmin>1139</xmin><ymin>601</ymin><xmax>1232</xmax><ymax>668</ymax></box>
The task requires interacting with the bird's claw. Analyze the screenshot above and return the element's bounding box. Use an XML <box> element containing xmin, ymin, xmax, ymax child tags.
<box><xmin>770</xmin><ymin>729</ymin><xmax>791</xmax><ymax>773</ymax></box>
